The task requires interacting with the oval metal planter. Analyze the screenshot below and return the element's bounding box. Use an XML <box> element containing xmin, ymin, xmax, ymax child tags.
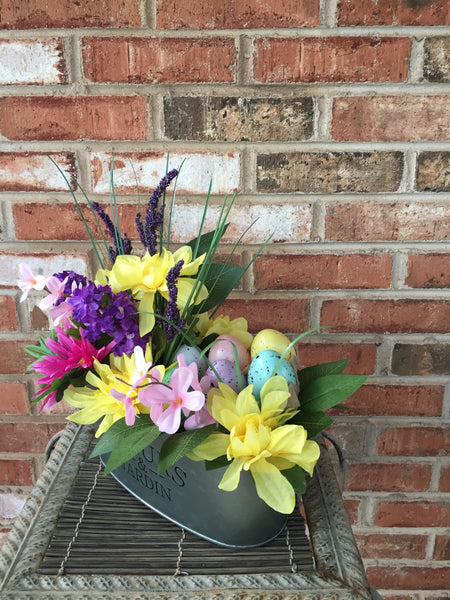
<box><xmin>102</xmin><ymin>434</ymin><xmax>288</xmax><ymax>548</ymax></box>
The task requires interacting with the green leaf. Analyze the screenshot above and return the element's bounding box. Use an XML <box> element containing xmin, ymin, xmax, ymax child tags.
<box><xmin>158</xmin><ymin>425</ymin><xmax>216</xmax><ymax>475</ymax></box>
<box><xmin>90</xmin><ymin>417</ymin><xmax>129</xmax><ymax>457</ymax></box>
<box><xmin>282</xmin><ymin>466</ymin><xmax>306</xmax><ymax>495</ymax></box>
<box><xmin>299</xmin><ymin>374</ymin><xmax>368</xmax><ymax>412</ymax></box>
<box><xmin>204</xmin><ymin>455</ymin><xmax>230</xmax><ymax>471</ymax></box>
<box><xmin>298</xmin><ymin>359</ymin><xmax>348</xmax><ymax>390</ymax></box>
<box><xmin>200</xmin><ymin>263</ymin><xmax>245</xmax><ymax>312</ymax></box>
<box><xmin>288</xmin><ymin>410</ymin><xmax>334</xmax><ymax>438</ymax></box>
<box><xmin>103</xmin><ymin>418</ymin><xmax>160</xmax><ymax>475</ymax></box>
<box><xmin>187</xmin><ymin>225</ymin><xmax>230</xmax><ymax>257</ymax></box>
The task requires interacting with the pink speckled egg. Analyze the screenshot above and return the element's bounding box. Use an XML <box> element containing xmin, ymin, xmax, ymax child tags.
<box><xmin>208</xmin><ymin>334</ymin><xmax>251</xmax><ymax>373</ymax></box>
<box><xmin>205</xmin><ymin>359</ymin><xmax>247</xmax><ymax>393</ymax></box>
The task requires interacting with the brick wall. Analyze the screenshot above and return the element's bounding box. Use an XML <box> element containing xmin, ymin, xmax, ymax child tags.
<box><xmin>0</xmin><ymin>0</ymin><xmax>449</xmax><ymax>595</ymax></box>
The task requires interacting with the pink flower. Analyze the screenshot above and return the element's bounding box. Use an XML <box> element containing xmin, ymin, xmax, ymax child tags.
<box><xmin>18</xmin><ymin>264</ymin><xmax>46</xmax><ymax>302</ymax></box>
<box><xmin>139</xmin><ymin>366</ymin><xmax>205</xmax><ymax>434</ymax></box>
<box><xmin>49</xmin><ymin>300</ymin><xmax>73</xmax><ymax>326</ymax></box>
<box><xmin>39</xmin><ymin>275</ymin><xmax>68</xmax><ymax>311</ymax></box>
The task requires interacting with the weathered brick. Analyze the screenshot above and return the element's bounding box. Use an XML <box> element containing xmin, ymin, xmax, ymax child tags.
<box><xmin>434</xmin><ymin>535</ymin><xmax>450</xmax><ymax>561</ymax></box>
<box><xmin>0</xmin><ymin>422</ymin><xmax>64</xmax><ymax>453</ymax></box>
<box><xmin>338</xmin><ymin>0</ymin><xmax>450</xmax><ymax>26</ymax></box>
<box><xmin>376</xmin><ymin>426</ymin><xmax>450</xmax><ymax>457</ymax></box>
<box><xmin>298</xmin><ymin>343</ymin><xmax>377</xmax><ymax>375</ymax></box>
<box><xmin>355</xmin><ymin>533</ymin><xmax>427</xmax><ymax>559</ymax></box>
<box><xmin>416</xmin><ymin>152</ymin><xmax>450</xmax><ymax>192</ymax></box>
<box><xmin>83</xmin><ymin>37</ymin><xmax>236</xmax><ymax>84</ymax></box>
<box><xmin>344</xmin><ymin>499</ymin><xmax>359</xmax><ymax>525</ymax></box>
<box><xmin>406</xmin><ymin>254</ymin><xmax>450</xmax><ymax>288</ymax></box>
<box><xmin>169</xmin><ymin>203</ymin><xmax>312</xmax><ymax>245</ymax></box>
<box><xmin>0</xmin><ymin>383</ymin><xmax>28</xmax><ymax>414</ymax></box>
<box><xmin>257</xmin><ymin>152</ymin><xmax>403</xmax><ymax>193</ymax></box>
<box><xmin>254</xmin><ymin>38</ymin><xmax>410</xmax><ymax>83</ymax></box>
<box><xmin>0</xmin><ymin>254</ymin><xmax>87</xmax><ymax>288</ymax></box>
<box><xmin>220</xmin><ymin>298</ymin><xmax>309</xmax><ymax>333</ymax></box>
<box><xmin>392</xmin><ymin>344</ymin><xmax>450</xmax><ymax>376</ymax></box>
<box><xmin>156</xmin><ymin>0</ymin><xmax>320</xmax><ymax>29</ymax></box>
<box><xmin>440</xmin><ymin>465</ymin><xmax>450</xmax><ymax>492</ymax></box>
<box><xmin>321</xmin><ymin>299</ymin><xmax>450</xmax><ymax>334</ymax></box>
<box><xmin>345</xmin><ymin>463</ymin><xmax>431</xmax><ymax>492</ymax></box>
<box><xmin>326</xmin><ymin>203</ymin><xmax>450</xmax><ymax>242</ymax></box>
<box><xmin>329</xmin><ymin>385</ymin><xmax>443</xmax><ymax>417</ymax></box>
<box><xmin>254</xmin><ymin>254</ymin><xmax>392</xmax><ymax>290</ymax></box>
<box><xmin>164</xmin><ymin>97</ymin><xmax>313</xmax><ymax>142</ymax></box>
<box><xmin>91</xmin><ymin>152</ymin><xmax>240</xmax><ymax>195</ymax></box>
<box><xmin>424</xmin><ymin>38</ymin><xmax>450</xmax><ymax>82</ymax></box>
<box><xmin>0</xmin><ymin>460</ymin><xmax>33</xmax><ymax>485</ymax></box>
<box><xmin>333</xmin><ymin>96</ymin><xmax>450</xmax><ymax>141</ymax></box>
<box><xmin>0</xmin><ymin>97</ymin><xmax>147</xmax><ymax>141</ymax></box>
<box><xmin>0</xmin><ymin>153</ymin><xmax>76</xmax><ymax>192</ymax></box>
<box><xmin>375</xmin><ymin>500</ymin><xmax>450</xmax><ymax>527</ymax></box>
<box><xmin>0</xmin><ymin>39</ymin><xmax>66</xmax><ymax>85</ymax></box>
<box><xmin>326</xmin><ymin>423</ymin><xmax>366</xmax><ymax>458</ymax></box>
<box><xmin>0</xmin><ymin>341</ymin><xmax>34</xmax><ymax>374</ymax></box>
<box><xmin>0</xmin><ymin>0</ymin><xmax>140</xmax><ymax>29</ymax></box>
<box><xmin>367</xmin><ymin>566</ymin><xmax>450</xmax><ymax>591</ymax></box>
<box><xmin>0</xmin><ymin>296</ymin><xmax>17</xmax><ymax>331</ymax></box>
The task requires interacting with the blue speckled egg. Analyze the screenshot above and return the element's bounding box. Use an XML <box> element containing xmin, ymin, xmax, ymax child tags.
<box><xmin>205</xmin><ymin>360</ymin><xmax>246</xmax><ymax>394</ymax></box>
<box><xmin>171</xmin><ymin>344</ymin><xmax>208</xmax><ymax>376</ymax></box>
<box><xmin>247</xmin><ymin>350</ymin><xmax>296</xmax><ymax>400</ymax></box>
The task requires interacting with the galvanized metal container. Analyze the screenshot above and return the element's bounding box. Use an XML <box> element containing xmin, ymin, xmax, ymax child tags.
<box><xmin>102</xmin><ymin>434</ymin><xmax>288</xmax><ymax>548</ymax></box>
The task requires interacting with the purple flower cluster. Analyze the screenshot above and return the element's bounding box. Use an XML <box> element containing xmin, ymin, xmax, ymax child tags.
<box><xmin>164</xmin><ymin>260</ymin><xmax>185</xmax><ymax>343</ymax></box>
<box><xmin>67</xmin><ymin>282</ymin><xmax>148</xmax><ymax>356</ymax></box>
<box><xmin>91</xmin><ymin>202</ymin><xmax>132</xmax><ymax>262</ymax></box>
<box><xmin>136</xmin><ymin>169</ymin><xmax>178</xmax><ymax>256</ymax></box>
<box><xmin>54</xmin><ymin>271</ymin><xmax>88</xmax><ymax>305</ymax></box>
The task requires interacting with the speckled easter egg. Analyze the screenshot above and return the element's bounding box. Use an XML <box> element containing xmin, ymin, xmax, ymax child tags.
<box><xmin>205</xmin><ymin>359</ymin><xmax>246</xmax><ymax>394</ymax></box>
<box><xmin>208</xmin><ymin>334</ymin><xmax>251</xmax><ymax>373</ymax></box>
<box><xmin>171</xmin><ymin>344</ymin><xmax>208</xmax><ymax>376</ymax></box>
<box><xmin>250</xmin><ymin>329</ymin><xmax>296</xmax><ymax>361</ymax></box>
<box><xmin>247</xmin><ymin>350</ymin><xmax>296</xmax><ymax>400</ymax></box>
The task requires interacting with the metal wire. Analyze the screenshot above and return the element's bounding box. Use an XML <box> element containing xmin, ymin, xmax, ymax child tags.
<box><xmin>173</xmin><ymin>528</ymin><xmax>189</xmax><ymax>576</ymax></box>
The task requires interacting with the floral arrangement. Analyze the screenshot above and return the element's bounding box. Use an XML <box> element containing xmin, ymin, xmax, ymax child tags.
<box><xmin>19</xmin><ymin>160</ymin><xmax>367</xmax><ymax>515</ymax></box>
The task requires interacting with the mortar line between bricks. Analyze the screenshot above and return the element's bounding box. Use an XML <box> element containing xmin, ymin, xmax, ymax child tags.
<box><xmin>391</xmin><ymin>251</ymin><xmax>409</xmax><ymax>290</ymax></box>
<box><xmin>1</xmin><ymin>26</ymin><xmax>450</xmax><ymax>38</ymax></box>
<box><xmin>320</xmin><ymin>0</ymin><xmax>338</xmax><ymax>28</ymax></box>
<box><xmin>409</xmin><ymin>37</ymin><xmax>426</xmax><ymax>84</ymax></box>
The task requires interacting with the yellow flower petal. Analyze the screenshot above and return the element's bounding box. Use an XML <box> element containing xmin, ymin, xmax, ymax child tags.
<box><xmin>219</xmin><ymin>457</ymin><xmax>245</xmax><ymax>491</ymax></box>
<box><xmin>188</xmin><ymin>432</ymin><xmax>229</xmax><ymax>461</ymax></box>
<box><xmin>251</xmin><ymin>458</ymin><xmax>296</xmax><ymax>513</ymax></box>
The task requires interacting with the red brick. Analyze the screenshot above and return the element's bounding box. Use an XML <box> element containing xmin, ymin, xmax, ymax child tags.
<box><xmin>345</xmin><ymin>463</ymin><xmax>431</xmax><ymax>492</ymax></box>
<box><xmin>326</xmin><ymin>202</ymin><xmax>450</xmax><ymax>242</ymax></box>
<box><xmin>157</xmin><ymin>0</ymin><xmax>320</xmax><ymax>28</ymax></box>
<box><xmin>254</xmin><ymin>254</ymin><xmax>392</xmax><ymax>290</ymax></box>
<box><xmin>440</xmin><ymin>465</ymin><xmax>450</xmax><ymax>492</ymax></box>
<box><xmin>406</xmin><ymin>254</ymin><xmax>450</xmax><ymax>288</ymax></box>
<box><xmin>376</xmin><ymin>427</ymin><xmax>450</xmax><ymax>457</ymax></box>
<box><xmin>434</xmin><ymin>535</ymin><xmax>450</xmax><ymax>561</ymax></box>
<box><xmin>0</xmin><ymin>39</ymin><xmax>66</xmax><ymax>85</ymax></box>
<box><xmin>0</xmin><ymin>296</ymin><xmax>17</xmax><ymax>331</ymax></box>
<box><xmin>338</xmin><ymin>0</ymin><xmax>450</xmax><ymax>26</ymax></box>
<box><xmin>355</xmin><ymin>533</ymin><xmax>427</xmax><ymax>559</ymax></box>
<box><xmin>0</xmin><ymin>459</ymin><xmax>33</xmax><ymax>485</ymax></box>
<box><xmin>254</xmin><ymin>38</ymin><xmax>410</xmax><ymax>83</ymax></box>
<box><xmin>367</xmin><ymin>566</ymin><xmax>450</xmax><ymax>591</ymax></box>
<box><xmin>0</xmin><ymin>341</ymin><xmax>33</xmax><ymax>374</ymax></box>
<box><xmin>0</xmin><ymin>97</ymin><xmax>147</xmax><ymax>141</ymax></box>
<box><xmin>83</xmin><ymin>37</ymin><xmax>236</xmax><ymax>83</ymax></box>
<box><xmin>0</xmin><ymin>0</ymin><xmax>140</xmax><ymax>29</ymax></box>
<box><xmin>375</xmin><ymin>501</ymin><xmax>450</xmax><ymax>527</ymax></box>
<box><xmin>298</xmin><ymin>343</ymin><xmax>377</xmax><ymax>375</ymax></box>
<box><xmin>332</xmin><ymin>96</ymin><xmax>450</xmax><ymax>142</ymax></box>
<box><xmin>0</xmin><ymin>152</ymin><xmax>76</xmax><ymax>192</ymax></box>
<box><xmin>220</xmin><ymin>298</ymin><xmax>309</xmax><ymax>334</ymax></box>
<box><xmin>344</xmin><ymin>499</ymin><xmax>359</xmax><ymax>525</ymax></box>
<box><xmin>321</xmin><ymin>300</ymin><xmax>450</xmax><ymax>334</ymax></box>
<box><xmin>392</xmin><ymin>343</ymin><xmax>450</xmax><ymax>377</ymax></box>
<box><xmin>0</xmin><ymin>383</ymin><xmax>29</xmax><ymax>414</ymax></box>
<box><xmin>0</xmin><ymin>422</ymin><xmax>64</xmax><ymax>453</ymax></box>
<box><xmin>330</xmin><ymin>385</ymin><xmax>443</xmax><ymax>417</ymax></box>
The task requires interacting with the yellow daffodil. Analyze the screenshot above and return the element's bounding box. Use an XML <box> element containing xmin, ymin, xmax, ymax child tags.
<box><xmin>65</xmin><ymin>347</ymin><xmax>165</xmax><ymax>437</ymax></box>
<box><xmin>97</xmin><ymin>246</ymin><xmax>208</xmax><ymax>336</ymax></box>
<box><xmin>195</xmin><ymin>313</ymin><xmax>253</xmax><ymax>349</ymax></box>
<box><xmin>189</xmin><ymin>376</ymin><xmax>320</xmax><ymax>513</ymax></box>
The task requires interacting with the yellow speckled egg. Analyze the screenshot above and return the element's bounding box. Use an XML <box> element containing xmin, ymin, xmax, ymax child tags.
<box><xmin>250</xmin><ymin>329</ymin><xmax>296</xmax><ymax>361</ymax></box>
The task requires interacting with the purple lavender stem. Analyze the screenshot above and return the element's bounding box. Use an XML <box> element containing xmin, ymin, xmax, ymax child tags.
<box><xmin>140</xmin><ymin>169</ymin><xmax>178</xmax><ymax>255</ymax></box>
<box><xmin>164</xmin><ymin>259</ymin><xmax>185</xmax><ymax>343</ymax></box>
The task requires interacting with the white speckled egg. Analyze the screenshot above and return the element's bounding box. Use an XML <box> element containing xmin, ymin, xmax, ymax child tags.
<box><xmin>208</xmin><ymin>334</ymin><xmax>251</xmax><ymax>373</ymax></box>
<box><xmin>250</xmin><ymin>329</ymin><xmax>296</xmax><ymax>361</ymax></box>
<box><xmin>205</xmin><ymin>360</ymin><xmax>246</xmax><ymax>393</ymax></box>
<box><xmin>247</xmin><ymin>350</ymin><xmax>296</xmax><ymax>400</ymax></box>
<box><xmin>172</xmin><ymin>344</ymin><xmax>208</xmax><ymax>376</ymax></box>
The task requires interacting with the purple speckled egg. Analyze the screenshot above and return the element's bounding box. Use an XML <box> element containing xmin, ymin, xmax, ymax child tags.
<box><xmin>205</xmin><ymin>359</ymin><xmax>247</xmax><ymax>393</ymax></box>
